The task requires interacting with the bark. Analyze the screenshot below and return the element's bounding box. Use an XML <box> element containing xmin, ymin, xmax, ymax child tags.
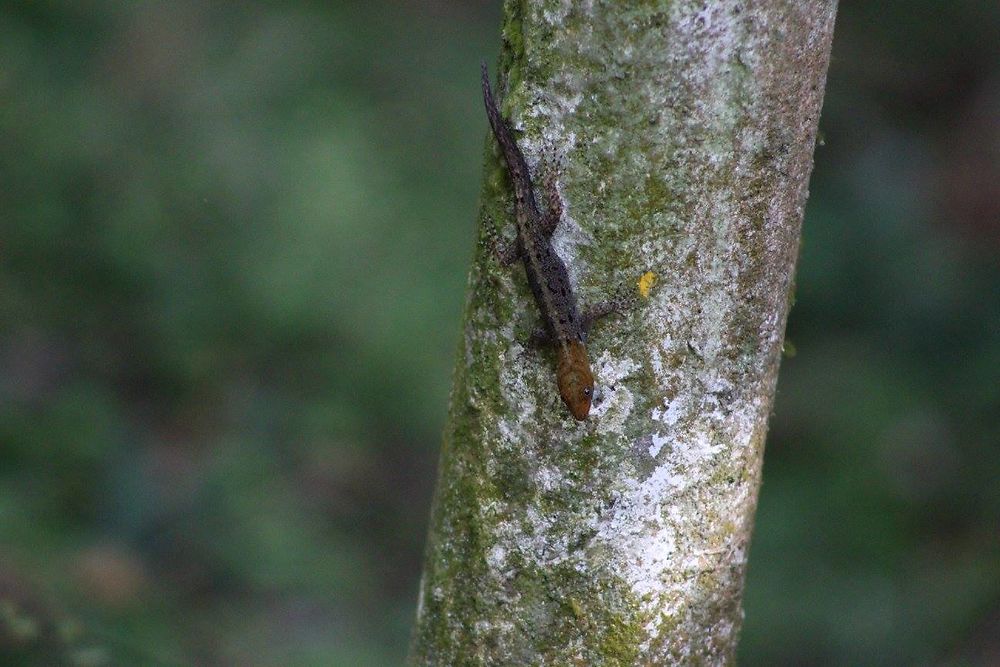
<box><xmin>411</xmin><ymin>0</ymin><xmax>837</xmax><ymax>663</ymax></box>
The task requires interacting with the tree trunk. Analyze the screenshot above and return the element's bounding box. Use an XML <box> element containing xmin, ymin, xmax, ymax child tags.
<box><xmin>410</xmin><ymin>0</ymin><xmax>837</xmax><ymax>663</ymax></box>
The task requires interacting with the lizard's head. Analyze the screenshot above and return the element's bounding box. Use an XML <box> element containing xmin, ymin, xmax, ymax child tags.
<box><xmin>557</xmin><ymin>341</ymin><xmax>595</xmax><ymax>421</ymax></box>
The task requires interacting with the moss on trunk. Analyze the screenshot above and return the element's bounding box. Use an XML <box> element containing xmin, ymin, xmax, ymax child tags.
<box><xmin>411</xmin><ymin>0</ymin><xmax>837</xmax><ymax>663</ymax></box>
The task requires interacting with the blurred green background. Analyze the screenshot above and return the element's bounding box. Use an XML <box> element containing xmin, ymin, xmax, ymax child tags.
<box><xmin>1</xmin><ymin>2</ymin><xmax>997</xmax><ymax>665</ymax></box>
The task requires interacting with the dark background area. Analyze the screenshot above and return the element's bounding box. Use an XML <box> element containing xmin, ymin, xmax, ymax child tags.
<box><xmin>1</xmin><ymin>2</ymin><xmax>997</xmax><ymax>665</ymax></box>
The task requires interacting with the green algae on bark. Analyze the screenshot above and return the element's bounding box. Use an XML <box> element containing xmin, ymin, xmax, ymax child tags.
<box><xmin>411</xmin><ymin>0</ymin><xmax>837</xmax><ymax>663</ymax></box>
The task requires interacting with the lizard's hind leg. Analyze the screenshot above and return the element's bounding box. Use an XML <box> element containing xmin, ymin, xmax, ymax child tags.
<box><xmin>483</xmin><ymin>215</ymin><xmax>520</xmax><ymax>266</ymax></box>
<box><xmin>580</xmin><ymin>281</ymin><xmax>640</xmax><ymax>336</ymax></box>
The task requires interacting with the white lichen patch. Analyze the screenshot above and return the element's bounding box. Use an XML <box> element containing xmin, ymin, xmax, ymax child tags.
<box><xmin>494</xmin><ymin>338</ymin><xmax>548</xmax><ymax>422</ymax></box>
<box><xmin>486</xmin><ymin>544</ymin><xmax>507</xmax><ymax>572</ymax></box>
<box><xmin>591</xmin><ymin>398</ymin><xmax>760</xmax><ymax>646</ymax></box>
<box><xmin>534</xmin><ymin>463</ymin><xmax>565</xmax><ymax>493</ymax></box>
<box><xmin>648</xmin><ymin>433</ymin><xmax>669</xmax><ymax>459</ymax></box>
<box><xmin>592</xmin><ymin>350</ymin><xmax>641</xmax><ymax>433</ymax></box>
<box><xmin>652</xmin><ymin>395</ymin><xmax>685</xmax><ymax>428</ymax></box>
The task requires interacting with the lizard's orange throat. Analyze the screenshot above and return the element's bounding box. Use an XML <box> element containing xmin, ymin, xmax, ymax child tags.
<box><xmin>556</xmin><ymin>341</ymin><xmax>595</xmax><ymax>420</ymax></box>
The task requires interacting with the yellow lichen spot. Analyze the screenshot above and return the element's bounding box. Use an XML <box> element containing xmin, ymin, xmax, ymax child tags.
<box><xmin>638</xmin><ymin>271</ymin><xmax>656</xmax><ymax>298</ymax></box>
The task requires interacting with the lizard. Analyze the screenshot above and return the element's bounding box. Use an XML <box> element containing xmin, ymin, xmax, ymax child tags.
<box><xmin>481</xmin><ymin>63</ymin><xmax>632</xmax><ymax>421</ymax></box>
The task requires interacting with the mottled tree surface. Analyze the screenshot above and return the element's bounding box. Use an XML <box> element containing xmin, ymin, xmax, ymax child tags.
<box><xmin>411</xmin><ymin>0</ymin><xmax>837</xmax><ymax>664</ymax></box>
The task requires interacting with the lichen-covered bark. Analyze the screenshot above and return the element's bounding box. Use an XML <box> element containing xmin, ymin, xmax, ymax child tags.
<box><xmin>411</xmin><ymin>0</ymin><xmax>837</xmax><ymax>664</ymax></box>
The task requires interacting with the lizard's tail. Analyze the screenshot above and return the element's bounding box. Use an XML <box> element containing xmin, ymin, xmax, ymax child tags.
<box><xmin>480</xmin><ymin>62</ymin><xmax>535</xmax><ymax>209</ymax></box>
<box><xmin>481</xmin><ymin>62</ymin><xmax>503</xmax><ymax>139</ymax></box>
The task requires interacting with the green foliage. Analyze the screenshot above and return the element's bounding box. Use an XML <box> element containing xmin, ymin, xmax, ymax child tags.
<box><xmin>1</xmin><ymin>2</ymin><xmax>498</xmax><ymax>664</ymax></box>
